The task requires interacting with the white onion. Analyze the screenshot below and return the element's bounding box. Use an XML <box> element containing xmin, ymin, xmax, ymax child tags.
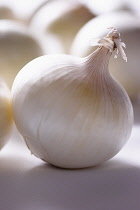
<box><xmin>29</xmin><ymin>0</ymin><xmax>94</xmax><ymax>53</ymax></box>
<box><xmin>12</xmin><ymin>29</ymin><xmax>133</xmax><ymax>169</ymax></box>
<box><xmin>0</xmin><ymin>20</ymin><xmax>44</xmax><ymax>88</ymax></box>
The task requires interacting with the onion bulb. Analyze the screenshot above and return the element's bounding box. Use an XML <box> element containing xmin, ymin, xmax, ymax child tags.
<box><xmin>0</xmin><ymin>79</ymin><xmax>13</xmax><ymax>150</ymax></box>
<box><xmin>71</xmin><ymin>11</ymin><xmax>140</xmax><ymax>98</ymax></box>
<box><xmin>12</xmin><ymin>28</ymin><xmax>133</xmax><ymax>169</ymax></box>
<box><xmin>0</xmin><ymin>20</ymin><xmax>43</xmax><ymax>88</ymax></box>
<box><xmin>29</xmin><ymin>0</ymin><xmax>94</xmax><ymax>53</ymax></box>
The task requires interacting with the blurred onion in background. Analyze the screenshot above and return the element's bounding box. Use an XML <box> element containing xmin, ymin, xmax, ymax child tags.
<box><xmin>0</xmin><ymin>0</ymin><xmax>47</xmax><ymax>24</ymax></box>
<box><xmin>0</xmin><ymin>20</ymin><xmax>44</xmax><ymax>88</ymax></box>
<box><xmin>29</xmin><ymin>0</ymin><xmax>94</xmax><ymax>54</ymax></box>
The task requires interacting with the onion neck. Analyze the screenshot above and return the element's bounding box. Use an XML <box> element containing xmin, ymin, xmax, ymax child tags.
<box><xmin>83</xmin><ymin>47</ymin><xmax>112</xmax><ymax>77</ymax></box>
<box><xmin>81</xmin><ymin>28</ymin><xmax>127</xmax><ymax>82</ymax></box>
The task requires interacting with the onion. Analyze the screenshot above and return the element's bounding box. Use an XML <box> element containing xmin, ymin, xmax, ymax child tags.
<box><xmin>0</xmin><ymin>20</ymin><xmax>44</xmax><ymax>88</ymax></box>
<box><xmin>12</xmin><ymin>28</ymin><xmax>133</xmax><ymax>168</ymax></box>
<box><xmin>29</xmin><ymin>0</ymin><xmax>94</xmax><ymax>53</ymax></box>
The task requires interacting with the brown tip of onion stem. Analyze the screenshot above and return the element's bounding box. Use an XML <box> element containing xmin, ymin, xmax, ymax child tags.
<box><xmin>106</xmin><ymin>27</ymin><xmax>127</xmax><ymax>62</ymax></box>
<box><xmin>90</xmin><ymin>27</ymin><xmax>127</xmax><ymax>62</ymax></box>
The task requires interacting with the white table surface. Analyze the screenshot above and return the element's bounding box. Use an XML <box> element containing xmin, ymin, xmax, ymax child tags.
<box><xmin>0</xmin><ymin>101</ymin><xmax>140</xmax><ymax>210</ymax></box>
